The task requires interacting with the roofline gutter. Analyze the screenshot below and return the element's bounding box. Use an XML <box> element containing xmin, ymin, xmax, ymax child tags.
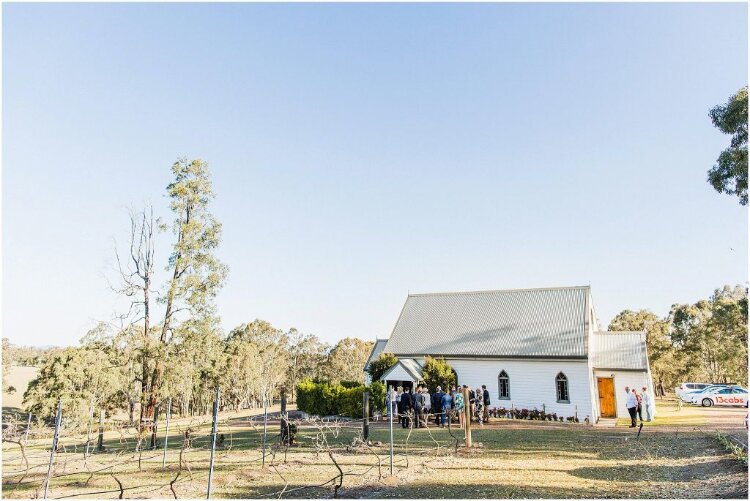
<box><xmin>393</xmin><ymin>354</ymin><xmax>589</xmax><ymax>361</ymax></box>
<box><xmin>593</xmin><ymin>367</ymin><xmax>649</xmax><ymax>372</ymax></box>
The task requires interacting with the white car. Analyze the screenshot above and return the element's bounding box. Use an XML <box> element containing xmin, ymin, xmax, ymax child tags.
<box><xmin>682</xmin><ymin>384</ymin><xmax>731</xmax><ymax>402</ymax></box>
<box><xmin>693</xmin><ymin>386</ymin><xmax>748</xmax><ymax>407</ymax></box>
<box><xmin>676</xmin><ymin>382</ymin><xmax>712</xmax><ymax>400</ymax></box>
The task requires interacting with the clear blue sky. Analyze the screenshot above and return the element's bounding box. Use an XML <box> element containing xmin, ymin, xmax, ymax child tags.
<box><xmin>3</xmin><ymin>3</ymin><xmax>748</xmax><ymax>348</ymax></box>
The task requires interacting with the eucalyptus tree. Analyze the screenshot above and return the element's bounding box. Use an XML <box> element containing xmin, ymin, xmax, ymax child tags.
<box><xmin>708</xmin><ymin>86</ymin><xmax>748</xmax><ymax>205</ymax></box>
<box><xmin>114</xmin><ymin>159</ymin><xmax>227</xmax><ymax>427</ymax></box>
<box><xmin>144</xmin><ymin>159</ymin><xmax>228</xmax><ymax>423</ymax></box>
<box><xmin>324</xmin><ymin>337</ymin><xmax>374</xmax><ymax>383</ymax></box>
<box><xmin>227</xmin><ymin>320</ymin><xmax>290</xmax><ymax>407</ymax></box>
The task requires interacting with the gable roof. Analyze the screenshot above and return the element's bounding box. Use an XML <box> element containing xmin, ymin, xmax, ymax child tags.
<box><xmin>591</xmin><ymin>331</ymin><xmax>648</xmax><ymax>370</ymax></box>
<box><xmin>383</xmin><ymin>286</ymin><xmax>590</xmax><ymax>358</ymax></box>
<box><xmin>363</xmin><ymin>339</ymin><xmax>388</xmax><ymax>372</ymax></box>
<box><xmin>381</xmin><ymin>358</ymin><xmax>423</xmax><ymax>382</ymax></box>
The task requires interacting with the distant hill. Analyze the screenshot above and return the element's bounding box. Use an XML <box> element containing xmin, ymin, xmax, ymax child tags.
<box><xmin>2</xmin><ymin>365</ymin><xmax>39</xmax><ymax>411</ymax></box>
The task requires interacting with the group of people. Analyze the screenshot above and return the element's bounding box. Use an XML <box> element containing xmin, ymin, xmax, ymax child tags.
<box><xmin>386</xmin><ymin>384</ymin><xmax>492</xmax><ymax>429</ymax></box>
<box><xmin>624</xmin><ymin>385</ymin><xmax>653</xmax><ymax>427</ymax></box>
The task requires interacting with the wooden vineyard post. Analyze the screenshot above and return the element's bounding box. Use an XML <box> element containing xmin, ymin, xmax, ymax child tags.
<box><xmin>362</xmin><ymin>390</ymin><xmax>369</xmax><ymax>441</ymax></box>
<box><xmin>97</xmin><ymin>409</ymin><xmax>105</xmax><ymax>451</ymax></box>
<box><xmin>43</xmin><ymin>398</ymin><xmax>62</xmax><ymax>499</ymax></box>
<box><xmin>463</xmin><ymin>387</ymin><xmax>472</xmax><ymax>448</ymax></box>
<box><xmin>280</xmin><ymin>390</ymin><xmax>289</xmax><ymax>445</ymax></box>
<box><xmin>206</xmin><ymin>385</ymin><xmax>220</xmax><ymax>499</ymax></box>
<box><xmin>162</xmin><ymin>397</ymin><xmax>172</xmax><ymax>467</ymax></box>
<box><xmin>150</xmin><ymin>404</ymin><xmax>159</xmax><ymax>450</ymax></box>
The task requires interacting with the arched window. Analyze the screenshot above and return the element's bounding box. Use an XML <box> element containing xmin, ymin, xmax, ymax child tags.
<box><xmin>556</xmin><ymin>372</ymin><xmax>569</xmax><ymax>403</ymax></box>
<box><xmin>498</xmin><ymin>371</ymin><xmax>510</xmax><ymax>399</ymax></box>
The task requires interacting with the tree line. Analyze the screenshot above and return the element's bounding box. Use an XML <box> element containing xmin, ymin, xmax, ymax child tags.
<box><xmin>15</xmin><ymin>320</ymin><xmax>372</xmax><ymax>424</ymax></box>
<box><xmin>608</xmin><ymin>284</ymin><xmax>747</xmax><ymax>395</ymax></box>
<box><xmin>4</xmin><ymin>158</ymin><xmax>373</xmax><ymax>426</ymax></box>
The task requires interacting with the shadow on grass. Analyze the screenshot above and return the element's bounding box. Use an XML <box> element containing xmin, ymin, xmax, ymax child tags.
<box><xmin>569</xmin><ymin>458</ymin><xmax>739</xmax><ymax>483</ymax></box>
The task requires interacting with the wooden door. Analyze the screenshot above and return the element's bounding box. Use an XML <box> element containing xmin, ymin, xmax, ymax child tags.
<box><xmin>597</xmin><ymin>377</ymin><xmax>616</xmax><ymax>418</ymax></box>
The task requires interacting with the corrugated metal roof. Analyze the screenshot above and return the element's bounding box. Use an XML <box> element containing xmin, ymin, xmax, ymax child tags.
<box><xmin>383</xmin><ymin>286</ymin><xmax>589</xmax><ymax>358</ymax></box>
<box><xmin>591</xmin><ymin>331</ymin><xmax>648</xmax><ymax>370</ymax></box>
<box><xmin>364</xmin><ymin>339</ymin><xmax>388</xmax><ymax>371</ymax></box>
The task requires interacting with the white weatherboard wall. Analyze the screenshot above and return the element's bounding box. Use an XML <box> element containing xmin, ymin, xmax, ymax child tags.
<box><xmin>594</xmin><ymin>370</ymin><xmax>655</xmax><ymax>419</ymax></box>
<box><xmin>587</xmin><ymin>358</ymin><xmax>601</xmax><ymax>421</ymax></box>
<box><xmin>447</xmin><ymin>359</ymin><xmax>594</xmax><ymax>421</ymax></box>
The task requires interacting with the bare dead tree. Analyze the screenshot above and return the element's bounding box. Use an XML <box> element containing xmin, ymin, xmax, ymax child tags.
<box><xmin>4</xmin><ymin>438</ymin><xmax>30</xmax><ymax>492</ymax></box>
<box><xmin>113</xmin><ymin>206</ymin><xmax>158</xmax><ymax>433</ymax></box>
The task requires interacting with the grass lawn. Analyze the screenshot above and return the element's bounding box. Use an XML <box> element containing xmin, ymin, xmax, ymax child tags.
<box><xmin>2</xmin><ymin>406</ymin><xmax>747</xmax><ymax>499</ymax></box>
<box><xmin>616</xmin><ymin>397</ymin><xmax>748</xmax><ymax>428</ymax></box>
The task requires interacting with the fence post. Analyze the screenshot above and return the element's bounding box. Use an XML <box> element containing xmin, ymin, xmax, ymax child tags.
<box><xmin>85</xmin><ymin>401</ymin><xmax>94</xmax><ymax>459</ymax></box>
<box><xmin>206</xmin><ymin>385</ymin><xmax>220</xmax><ymax>499</ymax></box>
<box><xmin>280</xmin><ymin>390</ymin><xmax>288</xmax><ymax>445</ymax></box>
<box><xmin>151</xmin><ymin>404</ymin><xmax>159</xmax><ymax>450</ymax></box>
<box><xmin>97</xmin><ymin>409</ymin><xmax>105</xmax><ymax>452</ymax></box>
<box><xmin>23</xmin><ymin>413</ymin><xmax>32</xmax><ymax>442</ymax></box>
<box><xmin>388</xmin><ymin>389</ymin><xmax>393</xmax><ymax>475</ymax></box>
<box><xmin>43</xmin><ymin>398</ymin><xmax>62</xmax><ymax>499</ymax></box>
<box><xmin>262</xmin><ymin>394</ymin><xmax>268</xmax><ymax>468</ymax></box>
<box><xmin>463</xmin><ymin>387</ymin><xmax>472</xmax><ymax>448</ymax></box>
<box><xmin>162</xmin><ymin>397</ymin><xmax>171</xmax><ymax>467</ymax></box>
<box><xmin>363</xmin><ymin>390</ymin><xmax>370</xmax><ymax>441</ymax></box>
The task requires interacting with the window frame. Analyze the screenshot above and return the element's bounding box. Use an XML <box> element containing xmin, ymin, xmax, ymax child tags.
<box><xmin>555</xmin><ymin>372</ymin><xmax>570</xmax><ymax>403</ymax></box>
<box><xmin>497</xmin><ymin>370</ymin><xmax>511</xmax><ymax>400</ymax></box>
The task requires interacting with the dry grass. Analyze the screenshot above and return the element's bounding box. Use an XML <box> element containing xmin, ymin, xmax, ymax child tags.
<box><xmin>1</xmin><ymin>366</ymin><xmax>38</xmax><ymax>411</ymax></box>
<box><xmin>2</xmin><ymin>405</ymin><xmax>748</xmax><ymax>499</ymax></box>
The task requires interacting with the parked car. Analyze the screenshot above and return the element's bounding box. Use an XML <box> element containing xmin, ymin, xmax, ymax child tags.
<box><xmin>682</xmin><ymin>384</ymin><xmax>732</xmax><ymax>401</ymax></box>
<box><xmin>691</xmin><ymin>386</ymin><xmax>748</xmax><ymax>407</ymax></box>
<box><xmin>676</xmin><ymin>382</ymin><xmax>731</xmax><ymax>401</ymax></box>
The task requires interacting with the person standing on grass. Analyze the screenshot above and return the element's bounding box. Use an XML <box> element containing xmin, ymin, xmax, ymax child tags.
<box><xmin>430</xmin><ymin>386</ymin><xmax>441</xmax><ymax>426</ymax></box>
<box><xmin>482</xmin><ymin>385</ymin><xmax>491</xmax><ymax>423</ymax></box>
<box><xmin>475</xmin><ymin>387</ymin><xmax>485</xmax><ymax>426</ymax></box>
<box><xmin>641</xmin><ymin>386</ymin><xmax>652</xmax><ymax>422</ymax></box>
<box><xmin>454</xmin><ymin>389</ymin><xmax>465</xmax><ymax>429</ymax></box>
<box><xmin>413</xmin><ymin>385</ymin><xmax>423</xmax><ymax>428</ymax></box>
<box><xmin>633</xmin><ymin>388</ymin><xmax>644</xmax><ymax>422</ymax></box>
<box><xmin>395</xmin><ymin>387</ymin><xmax>403</xmax><ymax>420</ymax></box>
<box><xmin>399</xmin><ymin>387</ymin><xmax>411</xmax><ymax>428</ymax></box>
<box><xmin>422</xmin><ymin>387</ymin><xmax>432</xmax><ymax>427</ymax></box>
<box><xmin>441</xmin><ymin>389</ymin><xmax>452</xmax><ymax>427</ymax></box>
<box><xmin>625</xmin><ymin>386</ymin><xmax>637</xmax><ymax>427</ymax></box>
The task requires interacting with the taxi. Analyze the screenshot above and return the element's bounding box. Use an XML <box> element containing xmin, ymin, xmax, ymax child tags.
<box><xmin>693</xmin><ymin>386</ymin><xmax>748</xmax><ymax>407</ymax></box>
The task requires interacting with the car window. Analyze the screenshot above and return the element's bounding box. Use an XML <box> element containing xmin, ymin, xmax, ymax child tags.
<box><xmin>687</xmin><ymin>384</ymin><xmax>695</xmax><ymax>389</ymax></box>
<box><xmin>718</xmin><ymin>388</ymin><xmax>733</xmax><ymax>394</ymax></box>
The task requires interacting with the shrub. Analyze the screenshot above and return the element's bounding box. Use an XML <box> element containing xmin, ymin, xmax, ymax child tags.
<box><xmin>296</xmin><ymin>379</ymin><xmax>387</xmax><ymax>418</ymax></box>
<box><xmin>421</xmin><ymin>356</ymin><xmax>457</xmax><ymax>392</ymax></box>
<box><xmin>369</xmin><ymin>381</ymin><xmax>386</xmax><ymax>414</ymax></box>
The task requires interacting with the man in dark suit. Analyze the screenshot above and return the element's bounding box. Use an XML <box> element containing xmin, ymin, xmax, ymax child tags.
<box><xmin>399</xmin><ymin>388</ymin><xmax>411</xmax><ymax>428</ymax></box>
<box><xmin>413</xmin><ymin>385</ymin><xmax>423</xmax><ymax>428</ymax></box>
<box><xmin>432</xmin><ymin>386</ymin><xmax>445</xmax><ymax>426</ymax></box>
<box><xmin>482</xmin><ymin>385</ymin><xmax>491</xmax><ymax>422</ymax></box>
